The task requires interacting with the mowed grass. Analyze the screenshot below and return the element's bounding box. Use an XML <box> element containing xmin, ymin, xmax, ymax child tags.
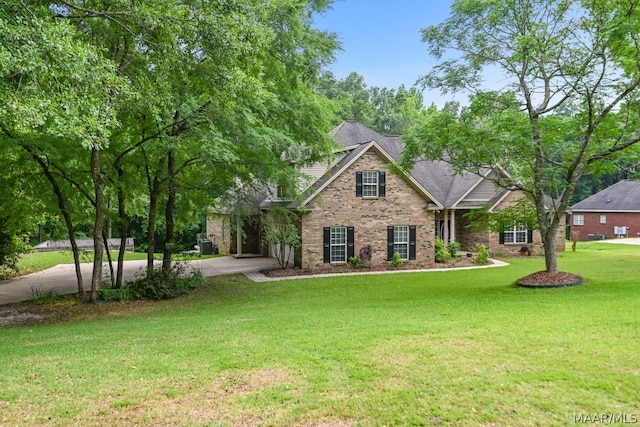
<box><xmin>1</xmin><ymin>242</ymin><xmax>639</xmax><ymax>426</ymax></box>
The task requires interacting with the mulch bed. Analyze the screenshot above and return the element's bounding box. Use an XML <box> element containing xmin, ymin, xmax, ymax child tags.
<box><xmin>262</xmin><ymin>257</ymin><xmax>482</xmax><ymax>278</ymax></box>
<box><xmin>516</xmin><ymin>271</ymin><xmax>584</xmax><ymax>288</ymax></box>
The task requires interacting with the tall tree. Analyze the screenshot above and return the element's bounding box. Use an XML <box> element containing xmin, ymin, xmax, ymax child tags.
<box><xmin>0</xmin><ymin>2</ymin><xmax>124</xmax><ymax>296</ymax></box>
<box><xmin>317</xmin><ymin>71</ymin><xmax>424</xmax><ymax>134</ymax></box>
<box><xmin>404</xmin><ymin>0</ymin><xmax>640</xmax><ymax>276</ymax></box>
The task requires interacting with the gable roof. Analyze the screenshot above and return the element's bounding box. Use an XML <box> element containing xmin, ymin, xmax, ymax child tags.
<box><xmin>252</xmin><ymin>121</ymin><xmax>510</xmax><ymax>211</ymax></box>
<box><xmin>329</xmin><ymin>121</ymin><xmax>502</xmax><ymax>208</ymax></box>
<box><xmin>571</xmin><ymin>180</ymin><xmax>640</xmax><ymax>212</ymax></box>
<box><xmin>299</xmin><ymin>139</ymin><xmax>442</xmax><ymax>208</ymax></box>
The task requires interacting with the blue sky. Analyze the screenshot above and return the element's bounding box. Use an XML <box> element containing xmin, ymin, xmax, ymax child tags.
<box><xmin>313</xmin><ymin>0</ymin><xmax>455</xmax><ymax>105</ymax></box>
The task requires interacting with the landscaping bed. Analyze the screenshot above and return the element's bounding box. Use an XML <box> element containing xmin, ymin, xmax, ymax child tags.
<box><xmin>262</xmin><ymin>256</ymin><xmax>484</xmax><ymax>278</ymax></box>
<box><xmin>517</xmin><ymin>270</ymin><xmax>584</xmax><ymax>288</ymax></box>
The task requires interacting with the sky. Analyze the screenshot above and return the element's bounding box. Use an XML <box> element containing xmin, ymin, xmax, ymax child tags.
<box><xmin>313</xmin><ymin>0</ymin><xmax>456</xmax><ymax>105</ymax></box>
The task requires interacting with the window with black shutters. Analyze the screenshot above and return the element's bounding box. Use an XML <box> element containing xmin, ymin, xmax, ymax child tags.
<box><xmin>356</xmin><ymin>171</ymin><xmax>386</xmax><ymax>197</ymax></box>
<box><xmin>323</xmin><ymin>226</ymin><xmax>355</xmax><ymax>263</ymax></box>
<box><xmin>387</xmin><ymin>225</ymin><xmax>416</xmax><ymax>260</ymax></box>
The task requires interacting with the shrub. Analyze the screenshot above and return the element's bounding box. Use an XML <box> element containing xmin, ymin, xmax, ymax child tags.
<box><xmin>125</xmin><ymin>262</ymin><xmax>204</xmax><ymax>300</ymax></box>
<box><xmin>434</xmin><ymin>238</ymin><xmax>450</xmax><ymax>263</ymax></box>
<box><xmin>391</xmin><ymin>252</ymin><xmax>403</xmax><ymax>267</ymax></box>
<box><xmin>472</xmin><ymin>243</ymin><xmax>491</xmax><ymax>265</ymax></box>
<box><xmin>349</xmin><ymin>255</ymin><xmax>361</xmax><ymax>269</ymax></box>
<box><xmin>447</xmin><ymin>241</ymin><xmax>461</xmax><ymax>260</ymax></box>
<box><xmin>98</xmin><ymin>287</ymin><xmax>131</xmax><ymax>302</ymax></box>
<box><xmin>30</xmin><ymin>286</ymin><xmax>60</xmax><ymax>305</ymax></box>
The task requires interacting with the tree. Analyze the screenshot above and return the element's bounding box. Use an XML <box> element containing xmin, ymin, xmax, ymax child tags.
<box><xmin>404</xmin><ymin>0</ymin><xmax>640</xmax><ymax>276</ymax></box>
<box><xmin>316</xmin><ymin>71</ymin><xmax>424</xmax><ymax>134</ymax></box>
<box><xmin>262</xmin><ymin>207</ymin><xmax>301</xmax><ymax>269</ymax></box>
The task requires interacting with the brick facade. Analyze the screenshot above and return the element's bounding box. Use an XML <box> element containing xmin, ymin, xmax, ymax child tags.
<box><xmin>205</xmin><ymin>212</ymin><xmax>232</xmax><ymax>255</ymax></box>
<box><xmin>300</xmin><ymin>150</ymin><xmax>435</xmax><ymax>269</ymax></box>
<box><xmin>571</xmin><ymin>212</ymin><xmax>640</xmax><ymax>240</ymax></box>
<box><xmin>453</xmin><ymin>191</ymin><xmax>566</xmax><ymax>256</ymax></box>
<box><xmin>207</xmin><ymin>148</ymin><xmax>567</xmax><ymax>267</ymax></box>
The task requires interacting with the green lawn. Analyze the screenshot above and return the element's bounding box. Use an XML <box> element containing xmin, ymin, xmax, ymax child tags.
<box><xmin>1</xmin><ymin>242</ymin><xmax>639</xmax><ymax>426</ymax></box>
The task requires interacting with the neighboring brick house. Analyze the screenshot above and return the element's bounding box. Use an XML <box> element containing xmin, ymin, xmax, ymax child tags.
<box><xmin>207</xmin><ymin>121</ymin><xmax>565</xmax><ymax>268</ymax></box>
<box><xmin>570</xmin><ymin>179</ymin><xmax>640</xmax><ymax>241</ymax></box>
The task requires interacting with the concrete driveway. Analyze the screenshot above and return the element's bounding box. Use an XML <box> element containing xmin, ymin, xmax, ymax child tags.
<box><xmin>0</xmin><ymin>256</ymin><xmax>280</xmax><ymax>305</ymax></box>
<box><xmin>598</xmin><ymin>237</ymin><xmax>640</xmax><ymax>245</ymax></box>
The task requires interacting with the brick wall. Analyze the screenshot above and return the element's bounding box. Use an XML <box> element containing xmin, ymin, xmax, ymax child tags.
<box><xmin>571</xmin><ymin>212</ymin><xmax>640</xmax><ymax>240</ymax></box>
<box><xmin>457</xmin><ymin>191</ymin><xmax>566</xmax><ymax>256</ymax></box>
<box><xmin>300</xmin><ymin>149</ymin><xmax>435</xmax><ymax>269</ymax></box>
<box><xmin>206</xmin><ymin>212</ymin><xmax>232</xmax><ymax>255</ymax></box>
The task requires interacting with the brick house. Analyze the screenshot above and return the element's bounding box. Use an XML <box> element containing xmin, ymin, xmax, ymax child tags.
<box><xmin>570</xmin><ymin>179</ymin><xmax>640</xmax><ymax>240</ymax></box>
<box><xmin>207</xmin><ymin>121</ymin><xmax>565</xmax><ymax>268</ymax></box>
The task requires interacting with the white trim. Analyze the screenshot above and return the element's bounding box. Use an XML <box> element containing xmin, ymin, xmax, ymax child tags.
<box><xmin>452</xmin><ymin>167</ymin><xmax>513</xmax><ymax>208</ymax></box>
<box><xmin>302</xmin><ymin>140</ymin><xmax>444</xmax><ymax>208</ymax></box>
<box><xmin>486</xmin><ymin>190</ymin><xmax>512</xmax><ymax>212</ymax></box>
<box><xmin>571</xmin><ymin>209</ymin><xmax>640</xmax><ymax>213</ymax></box>
<box><xmin>452</xmin><ymin>173</ymin><xmax>490</xmax><ymax>207</ymax></box>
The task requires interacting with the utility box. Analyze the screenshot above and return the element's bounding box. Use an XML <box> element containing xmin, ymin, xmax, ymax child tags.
<box><xmin>614</xmin><ymin>226</ymin><xmax>628</xmax><ymax>238</ymax></box>
<box><xmin>199</xmin><ymin>239</ymin><xmax>213</xmax><ymax>255</ymax></box>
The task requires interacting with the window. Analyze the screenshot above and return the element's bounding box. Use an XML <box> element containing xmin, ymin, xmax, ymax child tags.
<box><xmin>330</xmin><ymin>227</ymin><xmax>346</xmax><ymax>263</ymax></box>
<box><xmin>393</xmin><ymin>226</ymin><xmax>409</xmax><ymax>260</ymax></box>
<box><xmin>362</xmin><ymin>171</ymin><xmax>378</xmax><ymax>197</ymax></box>
<box><xmin>323</xmin><ymin>226</ymin><xmax>354</xmax><ymax>263</ymax></box>
<box><xmin>573</xmin><ymin>214</ymin><xmax>584</xmax><ymax>225</ymax></box>
<box><xmin>502</xmin><ymin>222</ymin><xmax>528</xmax><ymax>244</ymax></box>
<box><xmin>356</xmin><ymin>171</ymin><xmax>386</xmax><ymax>197</ymax></box>
<box><xmin>600</xmin><ymin>215</ymin><xmax>607</xmax><ymax>224</ymax></box>
<box><xmin>387</xmin><ymin>225</ymin><xmax>416</xmax><ymax>260</ymax></box>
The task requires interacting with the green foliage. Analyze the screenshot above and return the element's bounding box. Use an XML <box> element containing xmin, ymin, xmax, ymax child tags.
<box><xmin>316</xmin><ymin>71</ymin><xmax>425</xmax><ymax>134</ymax></box>
<box><xmin>348</xmin><ymin>255</ymin><xmax>361</xmax><ymax>269</ymax></box>
<box><xmin>0</xmin><ymin>0</ymin><xmax>340</xmax><ymax>298</ymax></box>
<box><xmin>434</xmin><ymin>238</ymin><xmax>450</xmax><ymax>263</ymax></box>
<box><xmin>0</xmin><ymin>230</ymin><xmax>30</xmax><ymax>273</ymax></box>
<box><xmin>406</xmin><ymin>0</ymin><xmax>640</xmax><ymax>273</ymax></box>
<box><xmin>261</xmin><ymin>208</ymin><xmax>301</xmax><ymax>269</ymax></box>
<box><xmin>446</xmin><ymin>241</ymin><xmax>461</xmax><ymax>260</ymax></box>
<box><xmin>391</xmin><ymin>251</ymin><xmax>403</xmax><ymax>267</ymax></box>
<box><xmin>471</xmin><ymin>243</ymin><xmax>491</xmax><ymax>265</ymax></box>
<box><xmin>125</xmin><ymin>263</ymin><xmax>204</xmax><ymax>300</ymax></box>
<box><xmin>98</xmin><ymin>287</ymin><xmax>131</xmax><ymax>302</ymax></box>
<box><xmin>465</xmin><ymin>198</ymin><xmax>538</xmax><ymax>234</ymax></box>
<box><xmin>4</xmin><ymin>242</ymin><xmax>640</xmax><ymax>425</ymax></box>
<box><xmin>29</xmin><ymin>286</ymin><xmax>60</xmax><ymax>305</ymax></box>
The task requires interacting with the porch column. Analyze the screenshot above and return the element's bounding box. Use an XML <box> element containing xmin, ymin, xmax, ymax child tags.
<box><xmin>236</xmin><ymin>216</ymin><xmax>243</xmax><ymax>257</ymax></box>
<box><xmin>450</xmin><ymin>209</ymin><xmax>456</xmax><ymax>243</ymax></box>
<box><xmin>443</xmin><ymin>210</ymin><xmax>449</xmax><ymax>245</ymax></box>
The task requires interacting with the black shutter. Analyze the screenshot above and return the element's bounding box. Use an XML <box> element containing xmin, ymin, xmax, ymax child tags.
<box><xmin>499</xmin><ymin>232</ymin><xmax>505</xmax><ymax>244</ymax></box>
<box><xmin>409</xmin><ymin>225</ymin><xmax>417</xmax><ymax>260</ymax></box>
<box><xmin>355</xmin><ymin>171</ymin><xmax>363</xmax><ymax>197</ymax></box>
<box><xmin>323</xmin><ymin>227</ymin><xmax>330</xmax><ymax>263</ymax></box>
<box><xmin>347</xmin><ymin>226</ymin><xmax>355</xmax><ymax>260</ymax></box>
<box><xmin>378</xmin><ymin>171</ymin><xmax>386</xmax><ymax>197</ymax></box>
<box><xmin>387</xmin><ymin>226</ymin><xmax>394</xmax><ymax>261</ymax></box>
<box><xmin>527</xmin><ymin>229</ymin><xmax>533</xmax><ymax>244</ymax></box>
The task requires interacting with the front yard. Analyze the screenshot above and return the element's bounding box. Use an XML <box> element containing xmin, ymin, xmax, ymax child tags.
<box><xmin>1</xmin><ymin>242</ymin><xmax>639</xmax><ymax>426</ymax></box>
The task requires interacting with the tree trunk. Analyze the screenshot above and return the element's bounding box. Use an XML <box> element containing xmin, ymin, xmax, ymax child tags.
<box><xmin>24</xmin><ymin>147</ymin><xmax>84</xmax><ymax>294</ymax></box>
<box><xmin>102</xmin><ymin>228</ymin><xmax>115</xmax><ymax>288</ymax></box>
<box><xmin>542</xmin><ymin>227</ymin><xmax>559</xmax><ymax>273</ymax></box>
<box><xmin>51</xmin><ymin>180</ymin><xmax>84</xmax><ymax>294</ymax></box>
<box><xmin>115</xmin><ymin>168</ymin><xmax>128</xmax><ymax>289</ymax></box>
<box><xmin>162</xmin><ymin>149</ymin><xmax>176</xmax><ymax>274</ymax></box>
<box><xmin>147</xmin><ymin>175</ymin><xmax>161</xmax><ymax>277</ymax></box>
<box><xmin>90</xmin><ymin>146</ymin><xmax>104</xmax><ymax>302</ymax></box>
